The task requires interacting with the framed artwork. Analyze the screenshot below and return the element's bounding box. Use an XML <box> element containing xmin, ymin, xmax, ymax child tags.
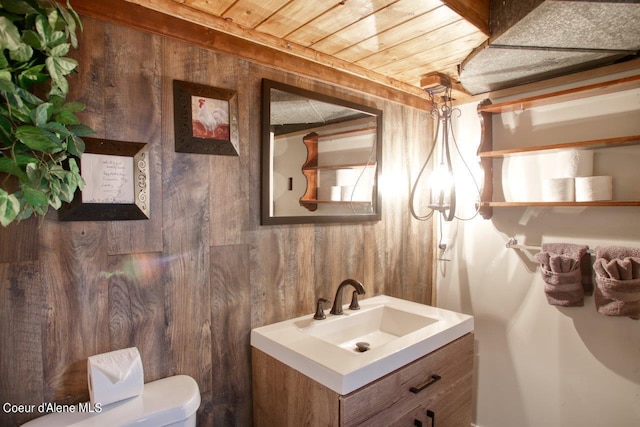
<box><xmin>173</xmin><ymin>80</ymin><xmax>239</xmax><ymax>156</ymax></box>
<box><xmin>58</xmin><ymin>138</ymin><xmax>150</xmax><ymax>221</ymax></box>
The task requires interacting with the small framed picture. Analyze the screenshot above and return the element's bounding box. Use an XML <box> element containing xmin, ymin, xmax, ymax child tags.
<box><xmin>173</xmin><ymin>80</ymin><xmax>239</xmax><ymax>156</ymax></box>
<box><xmin>59</xmin><ymin>138</ymin><xmax>150</xmax><ymax>221</ymax></box>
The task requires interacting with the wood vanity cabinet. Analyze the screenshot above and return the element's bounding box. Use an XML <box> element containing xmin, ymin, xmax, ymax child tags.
<box><xmin>252</xmin><ymin>333</ymin><xmax>474</xmax><ymax>426</ymax></box>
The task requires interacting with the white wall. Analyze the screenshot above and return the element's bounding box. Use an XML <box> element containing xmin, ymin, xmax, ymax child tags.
<box><xmin>436</xmin><ymin>70</ymin><xmax>640</xmax><ymax>427</ymax></box>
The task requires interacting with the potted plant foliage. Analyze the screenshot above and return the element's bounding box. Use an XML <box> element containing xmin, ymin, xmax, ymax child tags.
<box><xmin>0</xmin><ymin>0</ymin><xmax>92</xmax><ymax>226</ymax></box>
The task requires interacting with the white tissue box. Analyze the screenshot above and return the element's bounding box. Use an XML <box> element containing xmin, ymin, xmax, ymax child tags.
<box><xmin>87</xmin><ymin>347</ymin><xmax>144</xmax><ymax>406</ymax></box>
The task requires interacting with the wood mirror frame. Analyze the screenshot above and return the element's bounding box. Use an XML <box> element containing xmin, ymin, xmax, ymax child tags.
<box><xmin>261</xmin><ymin>79</ymin><xmax>382</xmax><ymax>225</ymax></box>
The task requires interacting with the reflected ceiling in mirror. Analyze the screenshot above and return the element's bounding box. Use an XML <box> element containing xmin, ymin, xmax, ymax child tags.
<box><xmin>261</xmin><ymin>79</ymin><xmax>382</xmax><ymax>225</ymax></box>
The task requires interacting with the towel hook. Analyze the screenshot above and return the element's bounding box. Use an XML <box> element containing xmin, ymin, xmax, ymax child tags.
<box><xmin>506</xmin><ymin>237</ymin><xmax>594</xmax><ymax>255</ymax></box>
<box><xmin>506</xmin><ymin>237</ymin><xmax>541</xmax><ymax>251</ymax></box>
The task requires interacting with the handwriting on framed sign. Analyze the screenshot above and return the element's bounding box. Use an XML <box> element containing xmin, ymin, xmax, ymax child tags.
<box><xmin>81</xmin><ymin>153</ymin><xmax>135</xmax><ymax>204</ymax></box>
<box><xmin>59</xmin><ymin>138</ymin><xmax>150</xmax><ymax>221</ymax></box>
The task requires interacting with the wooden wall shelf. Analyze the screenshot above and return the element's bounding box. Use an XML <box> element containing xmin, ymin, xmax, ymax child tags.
<box><xmin>301</xmin><ymin>200</ymin><xmax>373</xmax><ymax>205</ymax></box>
<box><xmin>304</xmin><ymin>162</ymin><xmax>377</xmax><ymax>171</ymax></box>
<box><xmin>476</xmin><ymin>75</ymin><xmax>640</xmax><ymax>219</ymax></box>
<box><xmin>478</xmin><ymin>75</ymin><xmax>640</xmax><ymax>114</ymax></box>
<box><xmin>478</xmin><ymin>135</ymin><xmax>640</xmax><ymax>159</ymax></box>
<box><xmin>479</xmin><ymin>201</ymin><xmax>640</xmax><ymax>208</ymax></box>
<box><xmin>300</xmin><ymin>131</ymin><xmax>376</xmax><ymax>211</ymax></box>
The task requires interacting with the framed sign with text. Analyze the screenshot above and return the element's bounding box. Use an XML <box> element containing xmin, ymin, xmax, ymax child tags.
<box><xmin>58</xmin><ymin>138</ymin><xmax>150</xmax><ymax>221</ymax></box>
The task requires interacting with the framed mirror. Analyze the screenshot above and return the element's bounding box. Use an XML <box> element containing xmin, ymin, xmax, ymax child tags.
<box><xmin>261</xmin><ymin>79</ymin><xmax>382</xmax><ymax>225</ymax></box>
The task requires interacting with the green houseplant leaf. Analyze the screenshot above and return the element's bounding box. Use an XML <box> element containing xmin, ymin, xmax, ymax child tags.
<box><xmin>0</xmin><ymin>187</ymin><xmax>20</xmax><ymax>226</ymax></box>
<box><xmin>0</xmin><ymin>0</ymin><xmax>93</xmax><ymax>226</ymax></box>
<box><xmin>0</xmin><ymin>15</ymin><xmax>22</xmax><ymax>51</ymax></box>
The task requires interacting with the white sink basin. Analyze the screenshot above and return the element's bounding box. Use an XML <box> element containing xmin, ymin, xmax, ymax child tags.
<box><xmin>298</xmin><ymin>305</ymin><xmax>439</xmax><ymax>352</ymax></box>
<box><xmin>251</xmin><ymin>295</ymin><xmax>473</xmax><ymax>395</ymax></box>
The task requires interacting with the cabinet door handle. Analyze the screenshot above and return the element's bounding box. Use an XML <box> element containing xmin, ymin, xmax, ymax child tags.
<box><xmin>427</xmin><ymin>409</ymin><xmax>435</xmax><ymax>427</ymax></box>
<box><xmin>409</xmin><ymin>374</ymin><xmax>441</xmax><ymax>394</ymax></box>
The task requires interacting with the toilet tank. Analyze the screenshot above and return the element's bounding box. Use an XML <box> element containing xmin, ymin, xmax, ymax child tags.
<box><xmin>21</xmin><ymin>375</ymin><xmax>200</xmax><ymax>427</ymax></box>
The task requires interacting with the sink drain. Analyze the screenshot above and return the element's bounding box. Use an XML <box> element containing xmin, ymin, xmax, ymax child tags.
<box><xmin>355</xmin><ymin>342</ymin><xmax>370</xmax><ymax>352</ymax></box>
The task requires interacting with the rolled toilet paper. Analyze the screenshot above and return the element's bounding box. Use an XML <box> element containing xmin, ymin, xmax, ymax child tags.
<box><xmin>542</xmin><ymin>178</ymin><xmax>575</xmax><ymax>202</ymax></box>
<box><xmin>556</xmin><ymin>150</ymin><xmax>594</xmax><ymax>178</ymax></box>
<box><xmin>88</xmin><ymin>347</ymin><xmax>144</xmax><ymax>406</ymax></box>
<box><xmin>575</xmin><ymin>176</ymin><xmax>613</xmax><ymax>201</ymax></box>
<box><xmin>330</xmin><ymin>185</ymin><xmax>342</xmax><ymax>201</ymax></box>
<box><xmin>341</xmin><ymin>185</ymin><xmax>354</xmax><ymax>201</ymax></box>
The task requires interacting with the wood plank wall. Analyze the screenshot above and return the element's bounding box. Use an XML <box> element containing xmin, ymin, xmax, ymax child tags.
<box><xmin>0</xmin><ymin>16</ymin><xmax>434</xmax><ymax>427</ymax></box>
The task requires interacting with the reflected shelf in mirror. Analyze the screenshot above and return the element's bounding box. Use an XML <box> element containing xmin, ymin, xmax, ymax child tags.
<box><xmin>261</xmin><ymin>79</ymin><xmax>383</xmax><ymax>225</ymax></box>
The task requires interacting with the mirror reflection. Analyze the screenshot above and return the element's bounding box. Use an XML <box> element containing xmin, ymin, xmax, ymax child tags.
<box><xmin>261</xmin><ymin>79</ymin><xmax>382</xmax><ymax>224</ymax></box>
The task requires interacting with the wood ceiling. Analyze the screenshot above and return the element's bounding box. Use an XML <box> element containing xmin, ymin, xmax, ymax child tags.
<box><xmin>122</xmin><ymin>0</ymin><xmax>490</xmax><ymax>98</ymax></box>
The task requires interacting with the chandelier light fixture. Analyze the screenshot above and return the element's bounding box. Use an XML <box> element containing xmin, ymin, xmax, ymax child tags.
<box><xmin>410</xmin><ymin>73</ymin><xmax>480</xmax><ymax>222</ymax></box>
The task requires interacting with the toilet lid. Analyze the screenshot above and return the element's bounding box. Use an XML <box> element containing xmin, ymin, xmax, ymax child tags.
<box><xmin>22</xmin><ymin>375</ymin><xmax>200</xmax><ymax>427</ymax></box>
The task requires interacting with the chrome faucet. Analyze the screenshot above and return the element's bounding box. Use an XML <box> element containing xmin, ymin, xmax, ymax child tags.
<box><xmin>330</xmin><ymin>279</ymin><xmax>366</xmax><ymax>315</ymax></box>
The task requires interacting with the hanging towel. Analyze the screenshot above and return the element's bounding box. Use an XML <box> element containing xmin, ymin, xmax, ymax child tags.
<box><xmin>593</xmin><ymin>246</ymin><xmax>640</xmax><ymax>320</ymax></box>
<box><xmin>535</xmin><ymin>243</ymin><xmax>591</xmax><ymax>307</ymax></box>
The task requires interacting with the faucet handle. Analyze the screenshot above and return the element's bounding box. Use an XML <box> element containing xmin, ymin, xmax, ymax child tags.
<box><xmin>349</xmin><ymin>290</ymin><xmax>361</xmax><ymax>310</ymax></box>
<box><xmin>314</xmin><ymin>298</ymin><xmax>329</xmax><ymax>320</ymax></box>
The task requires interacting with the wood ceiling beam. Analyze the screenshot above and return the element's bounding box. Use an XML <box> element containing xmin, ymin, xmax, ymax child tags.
<box><xmin>420</xmin><ymin>72</ymin><xmax>469</xmax><ymax>101</ymax></box>
<box><xmin>67</xmin><ymin>0</ymin><xmax>430</xmax><ymax>108</ymax></box>
<box><xmin>440</xmin><ymin>0</ymin><xmax>490</xmax><ymax>35</ymax></box>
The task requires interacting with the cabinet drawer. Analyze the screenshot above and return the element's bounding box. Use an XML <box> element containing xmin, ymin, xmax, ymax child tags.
<box><xmin>340</xmin><ymin>333</ymin><xmax>473</xmax><ymax>426</ymax></box>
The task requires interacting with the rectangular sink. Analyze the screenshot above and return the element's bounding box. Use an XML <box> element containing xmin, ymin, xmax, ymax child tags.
<box><xmin>299</xmin><ymin>305</ymin><xmax>439</xmax><ymax>352</ymax></box>
<box><xmin>251</xmin><ymin>295</ymin><xmax>473</xmax><ymax>395</ymax></box>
